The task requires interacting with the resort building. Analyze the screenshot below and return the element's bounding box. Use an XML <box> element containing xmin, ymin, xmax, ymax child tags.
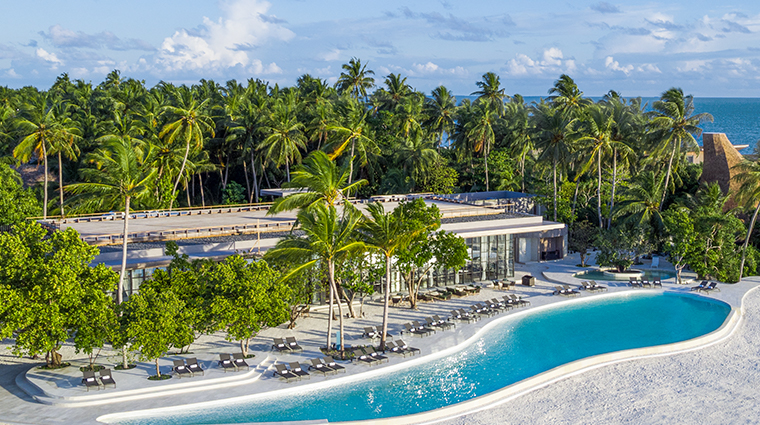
<box><xmin>46</xmin><ymin>191</ymin><xmax>567</xmax><ymax>302</ymax></box>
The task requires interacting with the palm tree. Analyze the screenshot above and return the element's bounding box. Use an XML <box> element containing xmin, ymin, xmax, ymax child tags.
<box><xmin>335</xmin><ymin>57</ymin><xmax>375</xmax><ymax>101</ymax></box>
<box><xmin>359</xmin><ymin>202</ymin><xmax>416</xmax><ymax>349</ymax></box>
<box><xmin>47</xmin><ymin>101</ymin><xmax>81</xmax><ymax>217</ymax></box>
<box><xmin>533</xmin><ymin>103</ymin><xmax>577</xmax><ymax>221</ymax></box>
<box><xmin>503</xmin><ymin>100</ymin><xmax>533</xmax><ymax>192</ymax></box>
<box><xmin>472</xmin><ymin>72</ymin><xmax>506</xmax><ymax>116</ymax></box>
<box><xmin>423</xmin><ymin>86</ymin><xmax>457</xmax><ymax>150</ymax></box>
<box><xmin>466</xmin><ymin>102</ymin><xmax>497</xmax><ymax>191</ymax></box>
<box><xmin>394</xmin><ymin>93</ymin><xmax>425</xmax><ymax>138</ymax></box>
<box><xmin>259</xmin><ymin>99</ymin><xmax>307</xmax><ymax>182</ymax></box>
<box><xmin>648</xmin><ymin>88</ymin><xmax>713</xmax><ymax>210</ymax></box>
<box><xmin>13</xmin><ymin>92</ymin><xmax>80</xmax><ymax>219</ymax></box>
<box><xmin>733</xmin><ymin>159</ymin><xmax>760</xmax><ymax>280</ymax></box>
<box><xmin>548</xmin><ymin>74</ymin><xmax>591</xmax><ymax>117</ymax></box>
<box><xmin>159</xmin><ymin>95</ymin><xmax>214</xmax><ymax>209</ymax></box>
<box><xmin>67</xmin><ymin>139</ymin><xmax>156</xmax><ymax>306</ymax></box>
<box><xmin>397</xmin><ymin>130</ymin><xmax>439</xmax><ymax>191</ymax></box>
<box><xmin>375</xmin><ymin>73</ymin><xmax>412</xmax><ymax>112</ymax></box>
<box><xmin>603</xmin><ymin>94</ymin><xmax>642</xmax><ymax>228</ymax></box>
<box><xmin>576</xmin><ymin>105</ymin><xmax>615</xmax><ymax>228</ymax></box>
<box><xmin>326</xmin><ymin>99</ymin><xmax>377</xmax><ymax>187</ymax></box>
<box><xmin>613</xmin><ymin>171</ymin><xmax>665</xmax><ymax>229</ymax></box>
<box><xmin>268</xmin><ymin>150</ymin><xmax>367</xmax><ymax>214</ymax></box>
<box><xmin>265</xmin><ymin>204</ymin><xmax>365</xmax><ymax>351</ymax></box>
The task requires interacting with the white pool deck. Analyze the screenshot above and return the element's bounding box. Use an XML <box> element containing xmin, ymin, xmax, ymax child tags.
<box><xmin>1</xmin><ymin>254</ymin><xmax>758</xmax><ymax>425</ymax></box>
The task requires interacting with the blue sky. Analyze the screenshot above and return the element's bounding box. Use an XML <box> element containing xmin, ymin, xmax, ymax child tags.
<box><xmin>1</xmin><ymin>0</ymin><xmax>759</xmax><ymax>97</ymax></box>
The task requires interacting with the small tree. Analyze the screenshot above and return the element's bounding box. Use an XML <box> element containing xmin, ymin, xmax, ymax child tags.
<box><xmin>662</xmin><ymin>208</ymin><xmax>697</xmax><ymax>283</ymax></box>
<box><xmin>122</xmin><ymin>284</ymin><xmax>194</xmax><ymax>378</ymax></box>
<box><xmin>0</xmin><ymin>163</ymin><xmax>41</xmax><ymax>226</ymax></box>
<box><xmin>397</xmin><ymin>230</ymin><xmax>469</xmax><ymax>308</ymax></box>
<box><xmin>210</xmin><ymin>255</ymin><xmax>290</xmax><ymax>356</ymax></box>
<box><xmin>336</xmin><ymin>252</ymin><xmax>380</xmax><ymax>318</ymax></box>
<box><xmin>0</xmin><ymin>222</ymin><xmax>118</xmax><ymax>367</ymax></box>
<box><xmin>569</xmin><ymin>220</ymin><xmax>597</xmax><ymax>267</ymax></box>
<box><xmin>595</xmin><ymin>225</ymin><xmax>652</xmax><ymax>273</ymax></box>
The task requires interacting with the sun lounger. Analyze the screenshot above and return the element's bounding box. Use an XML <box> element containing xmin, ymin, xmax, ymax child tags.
<box><xmin>272</xmin><ymin>338</ymin><xmax>291</xmax><ymax>352</ymax></box>
<box><xmin>629</xmin><ymin>277</ymin><xmax>642</xmax><ymax>288</ymax></box>
<box><xmin>641</xmin><ymin>279</ymin><xmax>651</xmax><ymax>288</ymax></box>
<box><xmin>273</xmin><ymin>363</ymin><xmax>300</xmax><ymax>382</ymax></box>
<box><xmin>651</xmin><ymin>255</ymin><xmax>660</xmax><ymax>268</ymax></box>
<box><xmin>288</xmin><ymin>362</ymin><xmax>311</xmax><ymax>379</ymax></box>
<box><xmin>323</xmin><ymin>356</ymin><xmax>346</xmax><ymax>373</ymax></box>
<box><xmin>700</xmin><ymin>282</ymin><xmax>720</xmax><ymax>293</ymax></box>
<box><xmin>186</xmin><ymin>358</ymin><xmax>205</xmax><ymax>376</ymax></box>
<box><xmin>452</xmin><ymin>286</ymin><xmax>468</xmax><ymax>297</ymax></box>
<box><xmin>232</xmin><ymin>353</ymin><xmax>250</xmax><ymax>371</ymax></box>
<box><xmin>352</xmin><ymin>349</ymin><xmax>381</xmax><ymax>366</ymax></box>
<box><xmin>450</xmin><ymin>309</ymin><xmax>476</xmax><ymax>323</ymax></box>
<box><xmin>433</xmin><ymin>315</ymin><xmax>456</xmax><ymax>329</ymax></box>
<box><xmin>403</xmin><ymin>323</ymin><xmax>431</xmax><ymax>337</ymax></box>
<box><xmin>395</xmin><ymin>340</ymin><xmax>421</xmax><ymax>356</ymax></box>
<box><xmin>691</xmin><ymin>281</ymin><xmax>709</xmax><ymax>291</ymax></box>
<box><xmin>173</xmin><ymin>360</ymin><xmax>193</xmax><ymax>378</ymax></box>
<box><xmin>554</xmin><ymin>286</ymin><xmax>579</xmax><ymax>297</ymax></box>
<box><xmin>99</xmin><ymin>368</ymin><xmax>116</xmax><ymax>389</ymax></box>
<box><xmin>413</xmin><ymin>320</ymin><xmax>437</xmax><ymax>335</ymax></box>
<box><xmin>384</xmin><ymin>341</ymin><xmax>411</xmax><ymax>357</ymax></box>
<box><xmin>508</xmin><ymin>294</ymin><xmax>530</xmax><ymax>306</ymax></box>
<box><xmin>365</xmin><ymin>346</ymin><xmax>389</xmax><ymax>363</ymax></box>
<box><xmin>363</xmin><ymin>326</ymin><xmax>380</xmax><ymax>339</ymax></box>
<box><xmin>580</xmin><ymin>281</ymin><xmax>606</xmax><ymax>292</ymax></box>
<box><xmin>286</xmin><ymin>337</ymin><xmax>304</xmax><ymax>352</ymax></box>
<box><xmin>219</xmin><ymin>353</ymin><xmax>237</xmax><ymax>372</ymax></box>
<box><xmin>426</xmin><ymin>316</ymin><xmax>455</xmax><ymax>331</ymax></box>
<box><xmin>652</xmin><ymin>278</ymin><xmax>662</xmax><ymax>288</ymax></box>
<box><xmin>309</xmin><ymin>358</ymin><xmax>337</xmax><ymax>375</ymax></box>
<box><xmin>82</xmin><ymin>370</ymin><xmax>102</xmax><ymax>391</ymax></box>
<box><xmin>458</xmin><ymin>308</ymin><xmax>481</xmax><ymax>321</ymax></box>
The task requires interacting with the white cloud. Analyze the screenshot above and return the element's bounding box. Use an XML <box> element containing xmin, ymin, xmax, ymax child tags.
<box><xmin>156</xmin><ymin>0</ymin><xmax>294</xmax><ymax>74</ymax></box>
<box><xmin>604</xmin><ymin>56</ymin><xmax>633</xmax><ymax>74</ymax></box>
<box><xmin>383</xmin><ymin>61</ymin><xmax>468</xmax><ymax>78</ymax></box>
<box><xmin>504</xmin><ymin>48</ymin><xmax>576</xmax><ymax>76</ymax></box>
<box><xmin>5</xmin><ymin>68</ymin><xmax>20</xmax><ymax>78</ymax></box>
<box><xmin>35</xmin><ymin>48</ymin><xmax>62</xmax><ymax>68</ymax></box>
<box><xmin>320</xmin><ymin>49</ymin><xmax>341</xmax><ymax>61</ymax></box>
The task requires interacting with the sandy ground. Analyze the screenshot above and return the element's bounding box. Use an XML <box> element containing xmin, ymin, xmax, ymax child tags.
<box><xmin>1</xmin><ymin>254</ymin><xmax>758</xmax><ymax>424</ymax></box>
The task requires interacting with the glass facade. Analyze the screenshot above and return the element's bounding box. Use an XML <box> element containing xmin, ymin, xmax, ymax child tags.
<box><xmin>119</xmin><ymin>234</ymin><xmax>515</xmax><ymax>303</ymax></box>
<box><xmin>378</xmin><ymin>234</ymin><xmax>514</xmax><ymax>294</ymax></box>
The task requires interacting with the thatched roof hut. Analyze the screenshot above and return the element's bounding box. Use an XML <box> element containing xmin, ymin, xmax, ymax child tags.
<box><xmin>700</xmin><ymin>132</ymin><xmax>744</xmax><ymax>211</ymax></box>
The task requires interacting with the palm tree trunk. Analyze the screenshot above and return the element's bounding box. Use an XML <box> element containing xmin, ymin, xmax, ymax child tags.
<box><xmin>57</xmin><ymin>151</ymin><xmax>65</xmax><ymax>217</ymax></box>
<box><xmin>329</xmin><ymin>261</ymin><xmax>345</xmax><ymax>353</ymax></box>
<box><xmin>348</xmin><ymin>138</ymin><xmax>356</xmax><ymax>187</ymax></box>
<box><xmin>223</xmin><ymin>153</ymin><xmax>230</xmax><ymax>189</ymax></box>
<box><xmin>42</xmin><ymin>142</ymin><xmax>48</xmax><ymax>219</ymax></box>
<box><xmin>597</xmin><ymin>149</ymin><xmax>603</xmax><ymax>228</ymax></box>
<box><xmin>326</xmin><ymin>276</ymin><xmax>333</xmax><ymax>349</ymax></box>
<box><xmin>251</xmin><ymin>152</ymin><xmax>259</xmax><ymax>203</ymax></box>
<box><xmin>198</xmin><ymin>174</ymin><xmax>205</xmax><ymax>207</ymax></box>
<box><xmin>185</xmin><ymin>178</ymin><xmax>191</xmax><ymax>207</ymax></box>
<box><xmin>484</xmin><ymin>145</ymin><xmax>490</xmax><ymax>192</ymax></box>
<box><xmin>286</xmin><ymin>158</ymin><xmax>291</xmax><ymax>182</ymax></box>
<box><xmin>520</xmin><ymin>152</ymin><xmax>526</xmax><ymax>193</ymax></box>
<box><xmin>552</xmin><ymin>158</ymin><xmax>558</xmax><ymax>222</ymax></box>
<box><xmin>660</xmin><ymin>144</ymin><xmax>677</xmax><ymax>211</ymax></box>
<box><xmin>118</xmin><ymin>196</ymin><xmax>130</xmax><ymax>306</ymax></box>
<box><xmin>380</xmin><ymin>254</ymin><xmax>391</xmax><ymax>350</ymax></box>
<box><xmin>242</xmin><ymin>160</ymin><xmax>251</xmax><ymax>202</ymax></box>
<box><xmin>170</xmin><ymin>142</ymin><xmax>191</xmax><ymax>210</ymax></box>
<box><xmin>739</xmin><ymin>201</ymin><xmax>760</xmax><ymax>280</ymax></box>
<box><xmin>608</xmin><ymin>148</ymin><xmax>617</xmax><ymax>229</ymax></box>
<box><xmin>570</xmin><ymin>180</ymin><xmax>579</xmax><ymax>225</ymax></box>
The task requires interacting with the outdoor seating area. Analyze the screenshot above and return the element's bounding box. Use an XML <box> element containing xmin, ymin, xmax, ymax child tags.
<box><xmin>580</xmin><ymin>281</ymin><xmax>607</xmax><ymax>292</ymax></box>
<box><xmin>391</xmin><ymin>285</ymin><xmax>483</xmax><ymax>307</ymax></box>
<box><xmin>81</xmin><ymin>369</ymin><xmax>116</xmax><ymax>391</ymax></box>
<box><xmin>691</xmin><ymin>281</ymin><xmax>720</xmax><ymax>293</ymax></box>
<box><xmin>554</xmin><ymin>285</ymin><xmax>580</xmax><ymax>297</ymax></box>
<box><xmin>629</xmin><ymin>277</ymin><xmax>663</xmax><ymax>288</ymax></box>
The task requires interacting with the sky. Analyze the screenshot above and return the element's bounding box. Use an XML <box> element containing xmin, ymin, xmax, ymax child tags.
<box><xmin>1</xmin><ymin>0</ymin><xmax>760</xmax><ymax>97</ymax></box>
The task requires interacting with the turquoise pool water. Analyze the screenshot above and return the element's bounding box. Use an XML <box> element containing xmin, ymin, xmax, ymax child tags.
<box><xmin>575</xmin><ymin>269</ymin><xmax>678</xmax><ymax>281</ymax></box>
<box><xmin>114</xmin><ymin>292</ymin><xmax>729</xmax><ymax>425</ymax></box>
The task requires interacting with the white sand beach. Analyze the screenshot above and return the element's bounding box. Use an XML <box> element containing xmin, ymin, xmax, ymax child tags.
<box><xmin>1</xmin><ymin>255</ymin><xmax>758</xmax><ymax>424</ymax></box>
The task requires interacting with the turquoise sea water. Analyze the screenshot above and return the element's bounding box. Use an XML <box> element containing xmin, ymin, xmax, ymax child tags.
<box><xmin>113</xmin><ymin>292</ymin><xmax>729</xmax><ymax>425</ymax></box>
<box><xmin>456</xmin><ymin>96</ymin><xmax>760</xmax><ymax>154</ymax></box>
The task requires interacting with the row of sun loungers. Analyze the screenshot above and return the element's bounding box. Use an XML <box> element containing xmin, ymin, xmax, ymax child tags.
<box><xmin>272</xmin><ymin>337</ymin><xmax>304</xmax><ymax>353</ymax></box>
<box><xmin>690</xmin><ymin>281</ymin><xmax>720</xmax><ymax>293</ymax></box>
<box><xmin>628</xmin><ymin>278</ymin><xmax>662</xmax><ymax>288</ymax></box>
<box><xmin>81</xmin><ymin>369</ymin><xmax>116</xmax><ymax>391</ymax></box>
<box><xmin>391</xmin><ymin>285</ymin><xmax>482</xmax><ymax>306</ymax></box>
<box><xmin>579</xmin><ymin>281</ymin><xmax>607</xmax><ymax>292</ymax></box>
<box><xmin>554</xmin><ymin>285</ymin><xmax>580</xmax><ymax>297</ymax></box>
<box><xmin>172</xmin><ymin>358</ymin><xmax>205</xmax><ymax>378</ymax></box>
<box><xmin>218</xmin><ymin>353</ymin><xmax>251</xmax><ymax>372</ymax></box>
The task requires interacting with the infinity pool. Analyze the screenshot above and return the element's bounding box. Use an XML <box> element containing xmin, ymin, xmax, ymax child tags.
<box><xmin>111</xmin><ymin>292</ymin><xmax>730</xmax><ymax>425</ymax></box>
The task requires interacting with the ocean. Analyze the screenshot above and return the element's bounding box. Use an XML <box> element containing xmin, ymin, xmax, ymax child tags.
<box><xmin>454</xmin><ymin>95</ymin><xmax>760</xmax><ymax>154</ymax></box>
